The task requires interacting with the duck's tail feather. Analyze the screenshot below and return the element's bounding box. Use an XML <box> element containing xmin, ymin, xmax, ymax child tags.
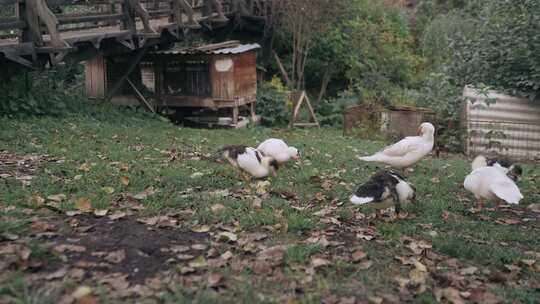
<box><xmin>350</xmin><ymin>195</ymin><xmax>374</xmax><ymax>205</ymax></box>
<box><xmin>358</xmin><ymin>154</ymin><xmax>378</xmax><ymax>162</ymax></box>
<box><xmin>490</xmin><ymin>181</ymin><xmax>523</xmax><ymax>204</ymax></box>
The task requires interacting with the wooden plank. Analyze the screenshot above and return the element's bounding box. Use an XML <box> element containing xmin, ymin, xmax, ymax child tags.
<box><xmin>126</xmin><ymin>77</ymin><xmax>155</xmax><ymax>112</ymax></box>
<box><xmin>45</xmin><ymin>0</ymin><xmax>124</xmax><ymax>6</ymax></box>
<box><xmin>161</xmin><ymin>95</ymin><xmax>254</xmax><ymax>108</ymax></box>
<box><xmin>58</xmin><ymin>13</ymin><xmax>125</xmax><ymax>25</ymax></box>
<box><xmin>0</xmin><ymin>20</ymin><xmax>26</xmax><ymax>31</ymax></box>
<box><xmin>0</xmin><ymin>0</ymin><xmax>18</xmax><ymax>5</ymax></box>
<box><xmin>292</xmin><ymin>123</ymin><xmax>320</xmax><ymax>127</ymax></box>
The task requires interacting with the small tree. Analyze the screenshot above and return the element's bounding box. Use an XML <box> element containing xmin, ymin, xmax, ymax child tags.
<box><xmin>277</xmin><ymin>0</ymin><xmax>344</xmax><ymax>91</ymax></box>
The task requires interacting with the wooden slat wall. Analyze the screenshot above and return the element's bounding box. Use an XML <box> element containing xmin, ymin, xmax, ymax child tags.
<box><xmin>85</xmin><ymin>55</ymin><xmax>106</xmax><ymax>98</ymax></box>
<box><xmin>211</xmin><ymin>54</ymin><xmax>235</xmax><ymax>100</ymax></box>
<box><xmin>233</xmin><ymin>51</ymin><xmax>256</xmax><ymax>100</ymax></box>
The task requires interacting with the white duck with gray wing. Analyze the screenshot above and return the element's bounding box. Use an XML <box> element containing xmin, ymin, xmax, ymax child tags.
<box><xmin>221</xmin><ymin>145</ymin><xmax>278</xmax><ymax>181</ymax></box>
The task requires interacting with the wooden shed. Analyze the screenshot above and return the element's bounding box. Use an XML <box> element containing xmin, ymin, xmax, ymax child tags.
<box><xmin>84</xmin><ymin>41</ymin><xmax>261</xmax><ymax>128</ymax></box>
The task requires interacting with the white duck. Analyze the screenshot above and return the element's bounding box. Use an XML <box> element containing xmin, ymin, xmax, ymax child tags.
<box><xmin>350</xmin><ymin>170</ymin><xmax>416</xmax><ymax>218</ymax></box>
<box><xmin>464</xmin><ymin>159</ymin><xmax>523</xmax><ymax>210</ymax></box>
<box><xmin>221</xmin><ymin>145</ymin><xmax>278</xmax><ymax>181</ymax></box>
<box><xmin>257</xmin><ymin>138</ymin><xmax>299</xmax><ymax>164</ymax></box>
<box><xmin>471</xmin><ymin>155</ymin><xmax>523</xmax><ymax>182</ymax></box>
<box><xmin>358</xmin><ymin>122</ymin><xmax>435</xmax><ymax>169</ymax></box>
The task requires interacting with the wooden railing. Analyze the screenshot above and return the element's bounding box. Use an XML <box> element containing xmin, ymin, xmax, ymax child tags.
<box><xmin>0</xmin><ymin>0</ymin><xmax>268</xmax><ymax>45</ymax></box>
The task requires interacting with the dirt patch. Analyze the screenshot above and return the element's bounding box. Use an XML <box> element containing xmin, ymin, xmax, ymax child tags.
<box><xmin>31</xmin><ymin>214</ymin><xmax>210</xmax><ymax>284</ymax></box>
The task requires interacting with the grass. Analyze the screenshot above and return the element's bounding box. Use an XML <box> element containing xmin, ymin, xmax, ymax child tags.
<box><xmin>0</xmin><ymin>106</ymin><xmax>539</xmax><ymax>303</ymax></box>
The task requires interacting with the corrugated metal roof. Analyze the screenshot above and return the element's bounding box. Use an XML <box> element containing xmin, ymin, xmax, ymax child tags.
<box><xmin>463</xmin><ymin>86</ymin><xmax>540</xmax><ymax>161</ymax></box>
<box><xmin>153</xmin><ymin>43</ymin><xmax>260</xmax><ymax>55</ymax></box>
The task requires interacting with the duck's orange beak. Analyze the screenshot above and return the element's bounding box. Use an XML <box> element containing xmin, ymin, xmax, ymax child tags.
<box><xmin>417</xmin><ymin>126</ymin><xmax>422</xmax><ymax>136</ymax></box>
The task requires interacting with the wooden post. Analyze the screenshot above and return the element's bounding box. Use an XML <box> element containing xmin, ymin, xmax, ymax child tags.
<box><xmin>127</xmin><ymin>0</ymin><xmax>157</xmax><ymax>34</ymax></box>
<box><xmin>16</xmin><ymin>0</ymin><xmax>38</xmax><ymax>45</ymax></box>
<box><xmin>154</xmin><ymin>58</ymin><xmax>163</xmax><ymax>107</ymax></box>
<box><xmin>232</xmin><ymin>106</ymin><xmax>239</xmax><ymax>124</ymax></box>
<box><xmin>121</xmin><ymin>0</ymin><xmax>137</xmax><ymax>33</ymax></box>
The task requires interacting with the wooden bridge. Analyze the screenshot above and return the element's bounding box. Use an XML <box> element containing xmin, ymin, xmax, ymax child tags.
<box><xmin>0</xmin><ymin>0</ymin><xmax>274</xmax><ymax>70</ymax></box>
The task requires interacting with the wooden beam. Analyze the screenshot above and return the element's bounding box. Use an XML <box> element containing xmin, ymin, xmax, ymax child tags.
<box><xmin>161</xmin><ymin>95</ymin><xmax>254</xmax><ymax>108</ymax></box>
<box><xmin>104</xmin><ymin>45</ymin><xmax>149</xmax><ymax>103</ymax></box>
<box><xmin>126</xmin><ymin>77</ymin><xmax>156</xmax><ymax>113</ymax></box>
<box><xmin>57</xmin><ymin>13</ymin><xmax>125</xmax><ymax>25</ymax></box>
<box><xmin>0</xmin><ymin>20</ymin><xmax>26</xmax><ymax>31</ymax></box>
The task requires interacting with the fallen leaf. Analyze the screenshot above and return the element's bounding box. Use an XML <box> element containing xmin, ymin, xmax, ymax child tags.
<box><xmin>66</xmin><ymin>210</ymin><xmax>83</xmax><ymax>217</ymax></box>
<box><xmin>218</xmin><ymin>232</ymin><xmax>238</xmax><ymax>243</ymax></box>
<box><xmin>409</xmin><ymin>269</ymin><xmax>428</xmax><ymax>285</ymax></box>
<box><xmin>311</xmin><ymin>257</ymin><xmax>331</xmax><ymax>268</ymax></box>
<box><xmin>257</xmin><ymin>245</ymin><xmax>286</xmax><ymax>265</ymax></box>
<box><xmin>180</xmin><ymin>266</ymin><xmax>196</xmax><ymax>274</ymax></box>
<box><xmin>356</xmin><ymin>233</ymin><xmax>374</xmax><ymax>241</ymax></box>
<box><xmin>253</xmin><ymin>198</ymin><xmax>263</xmax><ymax>209</ymax></box>
<box><xmin>526</xmin><ymin>203</ymin><xmax>540</xmax><ymax>213</ymax></box>
<box><xmin>75</xmin><ymin>197</ymin><xmax>92</xmax><ymax>211</ymax></box>
<box><xmin>207</xmin><ymin>273</ymin><xmax>223</xmax><ymax>287</ymax></box>
<box><xmin>189</xmin><ymin>256</ymin><xmax>207</xmax><ymax>268</ymax></box>
<box><xmin>30</xmin><ymin>221</ymin><xmax>55</xmax><ymax>233</ymax></box>
<box><xmin>93</xmin><ymin>209</ymin><xmax>108</xmax><ymax>217</ymax></box>
<box><xmin>435</xmin><ymin>287</ymin><xmax>464</xmax><ymax>304</ymax></box>
<box><xmin>211</xmin><ymin>204</ymin><xmax>226</xmax><ymax>212</ymax></box>
<box><xmin>120</xmin><ymin>176</ymin><xmax>130</xmax><ymax>186</ymax></box>
<box><xmin>191</xmin><ymin>172</ymin><xmax>204</xmax><ymax>179</ymax></box>
<box><xmin>413</xmin><ymin>260</ymin><xmax>427</xmax><ymax>272</ymax></box>
<box><xmin>469</xmin><ymin>289</ymin><xmax>503</xmax><ymax>304</ymax></box>
<box><xmin>170</xmin><ymin>245</ymin><xmax>190</xmax><ymax>253</ymax></box>
<box><xmin>220</xmin><ymin>251</ymin><xmax>233</xmax><ymax>261</ymax></box>
<box><xmin>519</xmin><ymin>259</ymin><xmax>536</xmax><ymax>267</ymax></box>
<box><xmin>133</xmin><ymin>187</ymin><xmax>156</xmax><ymax>200</ymax></box>
<box><xmin>358</xmin><ymin>260</ymin><xmax>373</xmax><ymax>270</ymax></box>
<box><xmin>78</xmin><ymin>163</ymin><xmax>91</xmax><ymax>172</ymax></box>
<box><xmin>351</xmin><ymin>250</ymin><xmax>367</xmax><ymax>262</ymax></box>
<box><xmin>47</xmin><ymin>194</ymin><xmax>66</xmax><ymax>203</ymax></box>
<box><xmin>72</xmin><ymin>285</ymin><xmax>92</xmax><ymax>299</ymax></box>
<box><xmin>460</xmin><ymin>266</ymin><xmax>478</xmax><ymax>275</ymax></box>
<box><xmin>30</xmin><ymin>195</ymin><xmax>45</xmax><ymax>205</ymax></box>
<box><xmin>102</xmin><ymin>187</ymin><xmax>115</xmax><ymax>194</ymax></box>
<box><xmin>46</xmin><ymin>267</ymin><xmax>68</xmax><ymax>280</ymax></box>
<box><xmin>108</xmin><ymin>211</ymin><xmax>127</xmax><ymax>220</ymax></box>
<box><xmin>54</xmin><ymin>244</ymin><xmax>86</xmax><ymax>253</ymax></box>
<box><xmin>191</xmin><ymin>225</ymin><xmax>211</xmax><ymax>233</ymax></box>
<box><xmin>104</xmin><ymin>250</ymin><xmax>126</xmax><ymax>264</ymax></box>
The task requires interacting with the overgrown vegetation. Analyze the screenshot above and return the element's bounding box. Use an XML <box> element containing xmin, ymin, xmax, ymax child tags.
<box><xmin>0</xmin><ymin>65</ymin><xmax>86</xmax><ymax>117</ymax></box>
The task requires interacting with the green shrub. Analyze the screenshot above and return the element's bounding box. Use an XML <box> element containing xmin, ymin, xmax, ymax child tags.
<box><xmin>316</xmin><ymin>91</ymin><xmax>359</xmax><ymax>126</ymax></box>
<box><xmin>0</xmin><ymin>66</ymin><xmax>86</xmax><ymax>117</ymax></box>
<box><xmin>445</xmin><ymin>0</ymin><xmax>540</xmax><ymax>100</ymax></box>
<box><xmin>255</xmin><ymin>78</ymin><xmax>290</xmax><ymax>127</ymax></box>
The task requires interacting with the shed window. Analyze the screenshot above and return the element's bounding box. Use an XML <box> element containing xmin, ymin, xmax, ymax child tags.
<box><xmin>165</xmin><ymin>60</ymin><xmax>211</xmax><ymax>97</ymax></box>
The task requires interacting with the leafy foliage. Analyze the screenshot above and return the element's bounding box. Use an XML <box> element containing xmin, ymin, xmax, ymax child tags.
<box><xmin>303</xmin><ymin>0</ymin><xmax>422</xmax><ymax>105</ymax></box>
<box><xmin>255</xmin><ymin>77</ymin><xmax>290</xmax><ymax>126</ymax></box>
<box><xmin>451</xmin><ymin>0</ymin><xmax>540</xmax><ymax>100</ymax></box>
<box><xmin>0</xmin><ymin>66</ymin><xmax>86</xmax><ymax>117</ymax></box>
<box><xmin>315</xmin><ymin>92</ymin><xmax>359</xmax><ymax>126</ymax></box>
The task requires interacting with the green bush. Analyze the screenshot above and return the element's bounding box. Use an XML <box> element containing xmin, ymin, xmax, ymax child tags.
<box><xmin>255</xmin><ymin>78</ymin><xmax>290</xmax><ymax>127</ymax></box>
<box><xmin>0</xmin><ymin>66</ymin><xmax>86</xmax><ymax>117</ymax></box>
<box><xmin>315</xmin><ymin>92</ymin><xmax>359</xmax><ymax>126</ymax></box>
<box><xmin>451</xmin><ymin>0</ymin><xmax>540</xmax><ymax>100</ymax></box>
